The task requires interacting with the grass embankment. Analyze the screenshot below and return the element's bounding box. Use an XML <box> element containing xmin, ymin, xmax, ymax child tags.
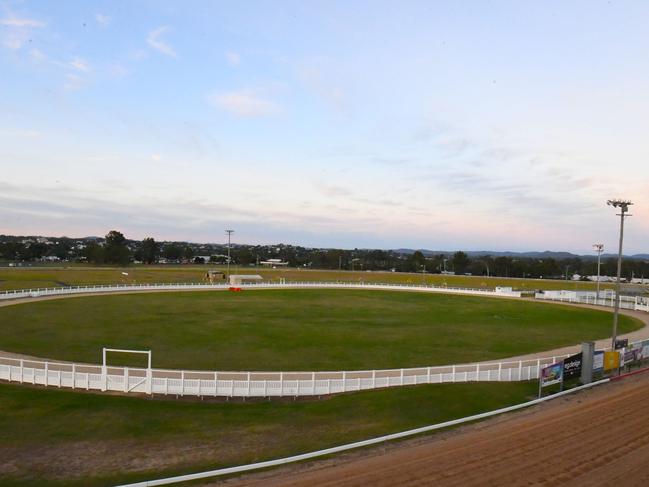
<box><xmin>0</xmin><ymin>290</ymin><xmax>640</xmax><ymax>370</ymax></box>
<box><xmin>0</xmin><ymin>265</ymin><xmax>614</xmax><ymax>292</ymax></box>
<box><xmin>0</xmin><ymin>380</ymin><xmax>538</xmax><ymax>486</ymax></box>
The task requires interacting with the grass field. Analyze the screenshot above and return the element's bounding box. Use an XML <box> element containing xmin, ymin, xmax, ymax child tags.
<box><xmin>0</xmin><ymin>290</ymin><xmax>640</xmax><ymax>370</ymax></box>
<box><xmin>0</xmin><ymin>380</ymin><xmax>538</xmax><ymax>486</ymax></box>
<box><xmin>0</xmin><ymin>265</ymin><xmax>618</xmax><ymax>292</ymax></box>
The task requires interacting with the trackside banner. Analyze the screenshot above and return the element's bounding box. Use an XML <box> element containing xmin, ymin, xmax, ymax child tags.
<box><xmin>540</xmin><ymin>362</ymin><xmax>563</xmax><ymax>387</ymax></box>
<box><xmin>562</xmin><ymin>352</ymin><xmax>582</xmax><ymax>380</ymax></box>
<box><xmin>593</xmin><ymin>351</ymin><xmax>604</xmax><ymax>373</ymax></box>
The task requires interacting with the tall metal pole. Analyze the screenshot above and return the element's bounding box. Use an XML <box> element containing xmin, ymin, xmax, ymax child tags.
<box><xmin>593</xmin><ymin>244</ymin><xmax>603</xmax><ymax>303</ymax></box>
<box><xmin>225</xmin><ymin>229</ymin><xmax>234</xmax><ymax>279</ymax></box>
<box><xmin>607</xmin><ymin>200</ymin><xmax>632</xmax><ymax>350</ymax></box>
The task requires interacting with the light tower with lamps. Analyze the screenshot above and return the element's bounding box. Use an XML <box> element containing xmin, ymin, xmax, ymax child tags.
<box><xmin>606</xmin><ymin>199</ymin><xmax>633</xmax><ymax>350</ymax></box>
<box><xmin>593</xmin><ymin>243</ymin><xmax>604</xmax><ymax>304</ymax></box>
<box><xmin>225</xmin><ymin>229</ymin><xmax>234</xmax><ymax>279</ymax></box>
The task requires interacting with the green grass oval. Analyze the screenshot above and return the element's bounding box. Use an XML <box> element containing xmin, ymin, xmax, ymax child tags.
<box><xmin>0</xmin><ymin>289</ymin><xmax>642</xmax><ymax>370</ymax></box>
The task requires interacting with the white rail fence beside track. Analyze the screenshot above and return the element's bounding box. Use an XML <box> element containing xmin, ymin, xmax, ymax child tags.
<box><xmin>0</xmin><ymin>353</ymin><xmax>577</xmax><ymax>398</ymax></box>
<box><xmin>0</xmin><ymin>280</ymin><xmax>523</xmax><ymax>300</ymax></box>
<box><xmin>534</xmin><ymin>290</ymin><xmax>649</xmax><ymax>312</ymax></box>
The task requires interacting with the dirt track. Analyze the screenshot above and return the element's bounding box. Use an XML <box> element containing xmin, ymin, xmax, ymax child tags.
<box><xmin>225</xmin><ymin>372</ymin><xmax>649</xmax><ymax>487</ymax></box>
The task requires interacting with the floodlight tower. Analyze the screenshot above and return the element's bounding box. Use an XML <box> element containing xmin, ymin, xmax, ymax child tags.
<box><xmin>606</xmin><ymin>199</ymin><xmax>633</xmax><ymax>350</ymax></box>
<box><xmin>593</xmin><ymin>243</ymin><xmax>604</xmax><ymax>303</ymax></box>
<box><xmin>225</xmin><ymin>229</ymin><xmax>234</xmax><ymax>279</ymax></box>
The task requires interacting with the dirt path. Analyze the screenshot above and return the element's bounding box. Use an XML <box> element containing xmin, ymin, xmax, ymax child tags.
<box><xmin>222</xmin><ymin>372</ymin><xmax>649</xmax><ymax>487</ymax></box>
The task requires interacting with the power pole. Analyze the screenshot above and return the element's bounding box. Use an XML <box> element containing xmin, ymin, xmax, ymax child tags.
<box><xmin>607</xmin><ymin>200</ymin><xmax>633</xmax><ymax>350</ymax></box>
<box><xmin>593</xmin><ymin>243</ymin><xmax>604</xmax><ymax>303</ymax></box>
<box><xmin>225</xmin><ymin>229</ymin><xmax>234</xmax><ymax>279</ymax></box>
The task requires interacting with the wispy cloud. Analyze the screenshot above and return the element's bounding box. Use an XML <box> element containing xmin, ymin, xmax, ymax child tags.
<box><xmin>0</xmin><ymin>14</ymin><xmax>45</xmax><ymax>51</ymax></box>
<box><xmin>209</xmin><ymin>90</ymin><xmax>278</xmax><ymax>117</ymax></box>
<box><xmin>95</xmin><ymin>13</ymin><xmax>110</xmax><ymax>26</ymax></box>
<box><xmin>225</xmin><ymin>51</ymin><xmax>240</xmax><ymax>66</ymax></box>
<box><xmin>0</xmin><ymin>17</ymin><xmax>45</xmax><ymax>28</ymax></box>
<box><xmin>69</xmin><ymin>58</ymin><xmax>90</xmax><ymax>72</ymax></box>
<box><xmin>147</xmin><ymin>26</ymin><xmax>176</xmax><ymax>58</ymax></box>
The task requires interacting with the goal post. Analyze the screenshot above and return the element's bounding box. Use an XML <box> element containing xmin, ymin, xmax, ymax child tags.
<box><xmin>102</xmin><ymin>348</ymin><xmax>152</xmax><ymax>394</ymax></box>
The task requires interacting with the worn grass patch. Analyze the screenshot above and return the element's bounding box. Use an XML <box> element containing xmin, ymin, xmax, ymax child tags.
<box><xmin>0</xmin><ymin>380</ymin><xmax>537</xmax><ymax>486</ymax></box>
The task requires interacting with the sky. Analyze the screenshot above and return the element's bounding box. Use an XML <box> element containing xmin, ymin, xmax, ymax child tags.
<box><xmin>1</xmin><ymin>1</ymin><xmax>648</xmax><ymax>253</ymax></box>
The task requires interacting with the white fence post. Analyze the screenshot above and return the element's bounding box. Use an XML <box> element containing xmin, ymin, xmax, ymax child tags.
<box><xmin>44</xmin><ymin>361</ymin><xmax>48</xmax><ymax>386</ymax></box>
<box><xmin>498</xmin><ymin>362</ymin><xmax>502</xmax><ymax>381</ymax></box>
<box><xmin>72</xmin><ymin>363</ymin><xmax>76</xmax><ymax>389</ymax></box>
<box><xmin>342</xmin><ymin>371</ymin><xmax>346</xmax><ymax>392</ymax></box>
<box><xmin>123</xmin><ymin>367</ymin><xmax>129</xmax><ymax>392</ymax></box>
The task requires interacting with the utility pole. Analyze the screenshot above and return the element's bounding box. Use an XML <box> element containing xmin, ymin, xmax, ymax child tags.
<box><xmin>607</xmin><ymin>199</ymin><xmax>633</xmax><ymax>350</ymax></box>
<box><xmin>225</xmin><ymin>229</ymin><xmax>234</xmax><ymax>279</ymax></box>
<box><xmin>593</xmin><ymin>243</ymin><xmax>604</xmax><ymax>303</ymax></box>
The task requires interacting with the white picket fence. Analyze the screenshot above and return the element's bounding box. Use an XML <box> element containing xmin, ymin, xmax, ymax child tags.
<box><xmin>535</xmin><ymin>291</ymin><xmax>649</xmax><ymax>312</ymax></box>
<box><xmin>0</xmin><ymin>280</ymin><xmax>523</xmax><ymax>300</ymax></box>
<box><xmin>0</xmin><ymin>353</ymin><xmax>572</xmax><ymax>398</ymax></box>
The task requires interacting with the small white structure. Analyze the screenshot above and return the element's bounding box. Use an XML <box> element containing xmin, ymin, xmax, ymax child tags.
<box><xmin>259</xmin><ymin>258</ymin><xmax>289</xmax><ymax>267</ymax></box>
<box><xmin>229</xmin><ymin>274</ymin><xmax>263</xmax><ymax>286</ymax></box>
<box><xmin>630</xmin><ymin>278</ymin><xmax>649</xmax><ymax>285</ymax></box>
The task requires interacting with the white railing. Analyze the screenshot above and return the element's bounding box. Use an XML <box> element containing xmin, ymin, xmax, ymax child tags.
<box><xmin>0</xmin><ymin>353</ymin><xmax>573</xmax><ymax>398</ymax></box>
<box><xmin>0</xmin><ymin>281</ymin><xmax>523</xmax><ymax>300</ymax></box>
<box><xmin>3</xmin><ymin>337</ymin><xmax>645</xmax><ymax>398</ymax></box>
<box><xmin>534</xmin><ymin>291</ymin><xmax>648</xmax><ymax>312</ymax></box>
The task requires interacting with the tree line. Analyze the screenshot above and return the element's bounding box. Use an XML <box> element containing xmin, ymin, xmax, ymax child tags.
<box><xmin>1</xmin><ymin>231</ymin><xmax>648</xmax><ymax>280</ymax></box>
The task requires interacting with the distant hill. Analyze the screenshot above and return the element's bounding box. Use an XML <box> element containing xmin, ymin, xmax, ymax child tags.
<box><xmin>393</xmin><ymin>249</ymin><xmax>649</xmax><ymax>260</ymax></box>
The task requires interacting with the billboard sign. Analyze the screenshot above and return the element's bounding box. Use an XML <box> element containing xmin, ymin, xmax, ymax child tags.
<box><xmin>540</xmin><ymin>362</ymin><xmax>563</xmax><ymax>387</ymax></box>
<box><xmin>624</xmin><ymin>343</ymin><xmax>642</xmax><ymax>364</ymax></box>
<box><xmin>593</xmin><ymin>351</ymin><xmax>604</xmax><ymax>373</ymax></box>
<box><xmin>562</xmin><ymin>352</ymin><xmax>582</xmax><ymax>379</ymax></box>
<box><xmin>603</xmin><ymin>351</ymin><xmax>620</xmax><ymax>371</ymax></box>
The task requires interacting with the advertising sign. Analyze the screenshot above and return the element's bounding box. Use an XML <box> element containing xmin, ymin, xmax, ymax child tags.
<box><xmin>540</xmin><ymin>362</ymin><xmax>563</xmax><ymax>387</ymax></box>
<box><xmin>593</xmin><ymin>351</ymin><xmax>604</xmax><ymax>373</ymax></box>
<box><xmin>624</xmin><ymin>343</ymin><xmax>642</xmax><ymax>364</ymax></box>
<box><xmin>603</xmin><ymin>351</ymin><xmax>620</xmax><ymax>371</ymax></box>
<box><xmin>642</xmin><ymin>340</ymin><xmax>649</xmax><ymax>359</ymax></box>
<box><xmin>562</xmin><ymin>352</ymin><xmax>582</xmax><ymax>379</ymax></box>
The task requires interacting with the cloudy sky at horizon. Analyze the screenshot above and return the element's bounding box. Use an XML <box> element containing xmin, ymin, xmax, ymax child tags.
<box><xmin>1</xmin><ymin>1</ymin><xmax>648</xmax><ymax>253</ymax></box>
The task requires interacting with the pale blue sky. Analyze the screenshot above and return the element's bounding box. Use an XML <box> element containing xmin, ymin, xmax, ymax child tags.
<box><xmin>1</xmin><ymin>1</ymin><xmax>648</xmax><ymax>253</ymax></box>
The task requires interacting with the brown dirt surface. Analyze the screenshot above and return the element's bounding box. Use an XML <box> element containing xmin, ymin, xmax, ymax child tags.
<box><xmin>221</xmin><ymin>372</ymin><xmax>649</xmax><ymax>487</ymax></box>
